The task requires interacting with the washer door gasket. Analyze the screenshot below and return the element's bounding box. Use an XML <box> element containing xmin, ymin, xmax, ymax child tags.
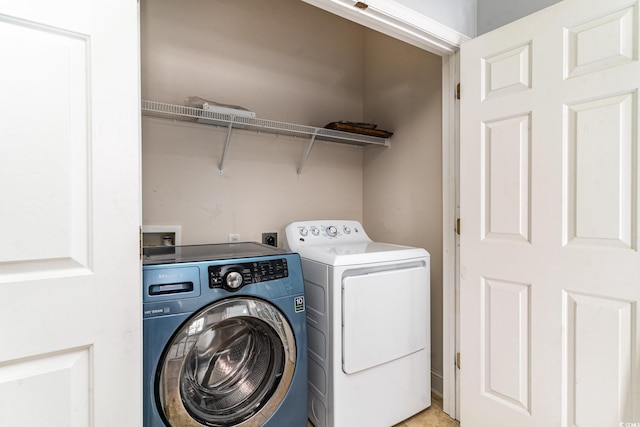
<box><xmin>157</xmin><ymin>297</ymin><xmax>296</xmax><ymax>426</ymax></box>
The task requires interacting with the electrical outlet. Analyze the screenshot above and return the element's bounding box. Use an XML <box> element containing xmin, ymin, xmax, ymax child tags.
<box><xmin>228</xmin><ymin>233</ymin><xmax>241</xmax><ymax>243</ymax></box>
<box><xmin>262</xmin><ymin>232</ymin><xmax>277</xmax><ymax>247</ymax></box>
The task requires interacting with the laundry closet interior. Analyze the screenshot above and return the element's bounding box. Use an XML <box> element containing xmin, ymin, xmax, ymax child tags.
<box><xmin>140</xmin><ymin>0</ymin><xmax>445</xmax><ymax>394</ymax></box>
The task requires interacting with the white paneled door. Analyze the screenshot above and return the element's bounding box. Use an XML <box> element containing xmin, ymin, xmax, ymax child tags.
<box><xmin>0</xmin><ymin>1</ymin><xmax>141</xmax><ymax>426</ymax></box>
<box><xmin>460</xmin><ymin>0</ymin><xmax>640</xmax><ymax>426</ymax></box>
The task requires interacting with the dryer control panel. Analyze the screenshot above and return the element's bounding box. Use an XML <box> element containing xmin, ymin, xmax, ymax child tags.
<box><xmin>209</xmin><ymin>259</ymin><xmax>288</xmax><ymax>291</ymax></box>
<box><xmin>284</xmin><ymin>220</ymin><xmax>372</xmax><ymax>251</ymax></box>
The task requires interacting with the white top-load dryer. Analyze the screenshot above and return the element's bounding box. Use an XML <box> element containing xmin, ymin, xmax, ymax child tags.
<box><xmin>285</xmin><ymin>220</ymin><xmax>430</xmax><ymax>427</ymax></box>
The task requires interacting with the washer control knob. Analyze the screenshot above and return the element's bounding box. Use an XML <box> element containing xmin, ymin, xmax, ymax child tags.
<box><xmin>299</xmin><ymin>227</ymin><xmax>308</xmax><ymax>237</ymax></box>
<box><xmin>311</xmin><ymin>227</ymin><xmax>320</xmax><ymax>236</ymax></box>
<box><xmin>326</xmin><ymin>226</ymin><xmax>338</xmax><ymax>237</ymax></box>
<box><xmin>226</xmin><ymin>271</ymin><xmax>243</xmax><ymax>289</ymax></box>
<box><xmin>343</xmin><ymin>226</ymin><xmax>351</xmax><ymax>234</ymax></box>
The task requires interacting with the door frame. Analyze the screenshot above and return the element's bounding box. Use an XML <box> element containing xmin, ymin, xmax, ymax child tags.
<box><xmin>441</xmin><ymin>51</ymin><xmax>460</xmax><ymax>419</ymax></box>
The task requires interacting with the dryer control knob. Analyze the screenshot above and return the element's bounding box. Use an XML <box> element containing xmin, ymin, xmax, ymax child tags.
<box><xmin>343</xmin><ymin>226</ymin><xmax>351</xmax><ymax>234</ymax></box>
<box><xmin>311</xmin><ymin>227</ymin><xmax>320</xmax><ymax>236</ymax></box>
<box><xmin>226</xmin><ymin>271</ymin><xmax>243</xmax><ymax>289</ymax></box>
<box><xmin>327</xmin><ymin>226</ymin><xmax>338</xmax><ymax>237</ymax></box>
<box><xmin>299</xmin><ymin>227</ymin><xmax>308</xmax><ymax>237</ymax></box>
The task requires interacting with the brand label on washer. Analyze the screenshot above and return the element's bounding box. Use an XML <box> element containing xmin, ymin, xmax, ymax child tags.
<box><xmin>294</xmin><ymin>296</ymin><xmax>305</xmax><ymax>313</ymax></box>
<box><xmin>143</xmin><ymin>306</ymin><xmax>171</xmax><ymax>317</ymax></box>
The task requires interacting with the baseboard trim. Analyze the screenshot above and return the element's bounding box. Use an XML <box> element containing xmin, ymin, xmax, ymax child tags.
<box><xmin>431</xmin><ymin>369</ymin><xmax>444</xmax><ymax>397</ymax></box>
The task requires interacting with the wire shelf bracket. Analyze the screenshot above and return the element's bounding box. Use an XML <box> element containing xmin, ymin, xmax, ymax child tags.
<box><xmin>218</xmin><ymin>121</ymin><xmax>234</xmax><ymax>175</ymax></box>
<box><xmin>297</xmin><ymin>129</ymin><xmax>319</xmax><ymax>179</ymax></box>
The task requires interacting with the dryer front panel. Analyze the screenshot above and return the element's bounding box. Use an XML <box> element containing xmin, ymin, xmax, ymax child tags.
<box><xmin>342</xmin><ymin>266</ymin><xmax>429</xmax><ymax>374</ymax></box>
<box><xmin>156</xmin><ymin>297</ymin><xmax>296</xmax><ymax>427</ymax></box>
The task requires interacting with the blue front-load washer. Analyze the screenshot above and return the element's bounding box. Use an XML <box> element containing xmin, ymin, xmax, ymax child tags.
<box><xmin>143</xmin><ymin>242</ymin><xmax>308</xmax><ymax>427</ymax></box>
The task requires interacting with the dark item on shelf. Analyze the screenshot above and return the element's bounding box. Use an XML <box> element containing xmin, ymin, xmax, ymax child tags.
<box><xmin>325</xmin><ymin>121</ymin><xmax>393</xmax><ymax>138</ymax></box>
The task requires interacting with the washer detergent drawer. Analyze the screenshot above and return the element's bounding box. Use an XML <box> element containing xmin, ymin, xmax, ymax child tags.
<box><xmin>342</xmin><ymin>266</ymin><xmax>428</xmax><ymax>374</ymax></box>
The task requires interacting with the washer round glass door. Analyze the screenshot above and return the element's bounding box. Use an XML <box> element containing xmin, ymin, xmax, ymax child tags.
<box><xmin>156</xmin><ymin>297</ymin><xmax>297</xmax><ymax>426</ymax></box>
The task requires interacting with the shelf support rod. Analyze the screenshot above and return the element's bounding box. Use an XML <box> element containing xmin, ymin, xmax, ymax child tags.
<box><xmin>218</xmin><ymin>120</ymin><xmax>235</xmax><ymax>175</ymax></box>
<box><xmin>297</xmin><ymin>130</ymin><xmax>318</xmax><ymax>178</ymax></box>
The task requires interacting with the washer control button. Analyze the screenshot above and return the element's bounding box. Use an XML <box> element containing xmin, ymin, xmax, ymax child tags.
<box><xmin>226</xmin><ymin>271</ymin><xmax>243</xmax><ymax>289</ymax></box>
<box><xmin>326</xmin><ymin>226</ymin><xmax>338</xmax><ymax>237</ymax></box>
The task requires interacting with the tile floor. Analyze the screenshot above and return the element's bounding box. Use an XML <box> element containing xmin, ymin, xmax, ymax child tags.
<box><xmin>392</xmin><ymin>395</ymin><xmax>459</xmax><ymax>427</ymax></box>
<box><xmin>307</xmin><ymin>394</ymin><xmax>460</xmax><ymax>427</ymax></box>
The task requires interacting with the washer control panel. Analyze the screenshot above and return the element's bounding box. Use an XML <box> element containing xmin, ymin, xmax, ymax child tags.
<box><xmin>209</xmin><ymin>258</ymin><xmax>288</xmax><ymax>291</ymax></box>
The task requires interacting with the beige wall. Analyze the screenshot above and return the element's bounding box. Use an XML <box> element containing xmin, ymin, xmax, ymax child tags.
<box><xmin>362</xmin><ymin>32</ymin><xmax>444</xmax><ymax>386</ymax></box>
<box><xmin>141</xmin><ymin>0</ymin><xmax>444</xmax><ymax>390</ymax></box>
<box><xmin>140</xmin><ymin>0</ymin><xmax>367</xmax><ymax>243</ymax></box>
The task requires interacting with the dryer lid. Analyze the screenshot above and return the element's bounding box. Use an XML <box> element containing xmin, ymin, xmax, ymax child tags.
<box><xmin>294</xmin><ymin>242</ymin><xmax>429</xmax><ymax>266</ymax></box>
<box><xmin>285</xmin><ymin>220</ymin><xmax>428</xmax><ymax>266</ymax></box>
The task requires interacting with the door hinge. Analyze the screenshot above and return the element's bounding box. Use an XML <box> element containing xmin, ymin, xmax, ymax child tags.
<box><xmin>456</xmin><ymin>83</ymin><xmax>461</xmax><ymax>100</ymax></box>
<box><xmin>456</xmin><ymin>218</ymin><xmax>461</xmax><ymax>235</ymax></box>
<box><xmin>456</xmin><ymin>352</ymin><xmax>461</xmax><ymax>369</ymax></box>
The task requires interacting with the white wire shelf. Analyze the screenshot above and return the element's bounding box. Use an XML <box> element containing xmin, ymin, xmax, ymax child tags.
<box><xmin>141</xmin><ymin>99</ymin><xmax>390</xmax><ymax>177</ymax></box>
